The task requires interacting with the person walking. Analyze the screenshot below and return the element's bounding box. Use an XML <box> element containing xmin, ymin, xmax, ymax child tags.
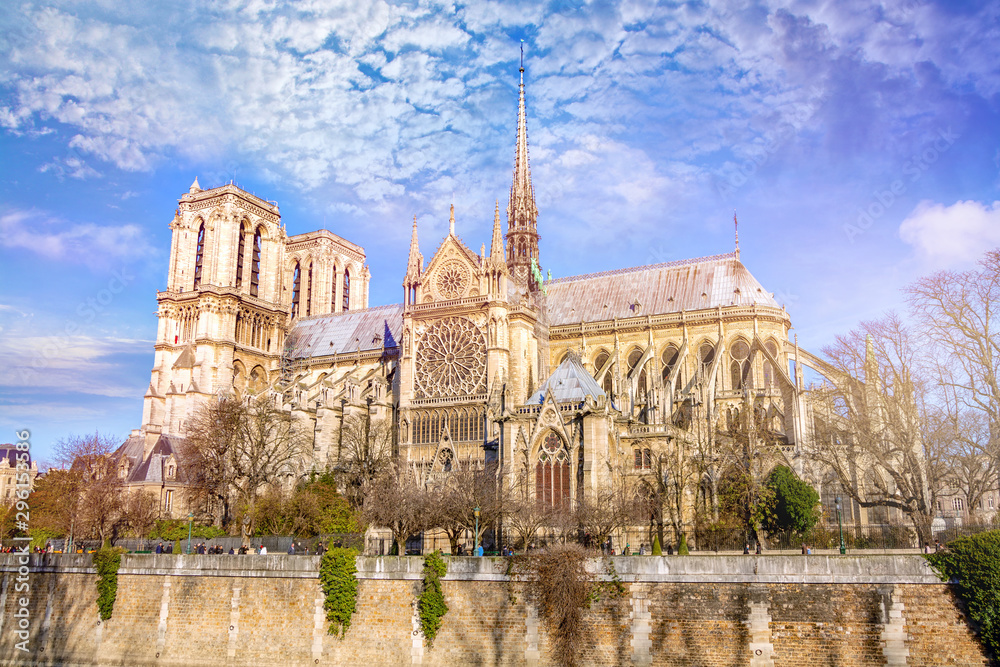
<box><xmin>259</xmin><ymin>544</ymin><xmax>267</xmax><ymax>555</ymax></box>
<box><xmin>156</xmin><ymin>542</ymin><xmax>163</xmax><ymax>554</ymax></box>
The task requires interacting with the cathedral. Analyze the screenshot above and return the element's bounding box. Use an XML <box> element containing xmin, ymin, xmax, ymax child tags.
<box><xmin>121</xmin><ymin>65</ymin><xmax>837</xmax><ymax>541</ymax></box>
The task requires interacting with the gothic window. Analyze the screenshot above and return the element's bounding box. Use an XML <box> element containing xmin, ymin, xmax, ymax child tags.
<box><xmin>535</xmin><ymin>433</ymin><xmax>570</xmax><ymax>509</ymax></box>
<box><xmin>593</xmin><ymin>350</ymin><xmax>613</xmax><ymax>395</ymax></box>
<box><xmin>250</xmin><ymin>228</ymin><xmax>262</xmax><ymax>297</ymax></box>
<box><xmin>414</xmin><ymin>317</ymin><xmax>487</xmax><ymax>398</ymax></box>
<box><xmin>438</xmin><ymin>449</ymin><xmax>453</xmax><ymax>473</ymax></box>
<box><xmin>661</xmin><ymin>344</ymin><xmax>680</xmax><ymax>384</ymax></box>
<box><xmin>249</xmin><ymin>366</ymin><xmax>267</xmax><ymax>393</ymax></box>
<box><xmin>331</xmin><ymin>265</ymin><xmax>337</xmax><ymax>311</ymax></box>
<box><xmin>435</xmin><ymin>261</ymin><xmax>469</xmax><ymax>299</ymax></box>
<box><xmin>627</xmin><ymin>349</ymin><xmax>646</xmax><ymax>390</ymax></box>
<box><xmin>763</xmin><ymin>340</ymin><xmax>778</xmax><ymax>391</ymax></box>
<box><xmin>343</xmin><ymin>269</ymin><xmax>350</xmax><ymax>311</ymax></box>
<box><xmin>699</xmin><ymin>342</ymin><xmax>716</xmax><ymax>379</ymax></box>
<box><xmin>236</xmin><ymin>223</ymin><xmax>246</xmax><ymax>288</ymax></box>
<box><xmin>730</xmin><ymin>339</ymin><xmax>751</xmax><ymax>390</ymax></box>
<box><xmin>306</xmin><ymin>263</ymin><xmax>313</xmax><ymax>317</ymax></box>
<box><xmin>193</xmin><ymin>223</ymin><xmax>206</xmax><ymax>288</ymax></box>
<box><xmin>291</xmin><ymin>262</ymin><xmax>301</xmax><ymax>319</ymax></box>
<box><xmin>633</xmin><ymin>448</ymin><xmax>652</xmax><ymax>470</ymax></box>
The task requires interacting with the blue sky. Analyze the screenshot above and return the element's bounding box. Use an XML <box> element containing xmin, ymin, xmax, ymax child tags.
<box><xmin>1</xmin><ymin>0</ymin><xmax>998</xmax><ymax>466</ymax></box>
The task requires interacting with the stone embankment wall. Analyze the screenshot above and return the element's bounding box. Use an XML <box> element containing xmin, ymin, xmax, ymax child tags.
<box><xmin>0</xmin><ymin>553</ymin><xmax>990</xmax><ymax>666</ymax></box>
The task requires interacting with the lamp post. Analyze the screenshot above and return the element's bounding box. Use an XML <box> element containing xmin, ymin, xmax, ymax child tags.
<box><xmin>187</xmin><ymin>512</ymin><xmax>194</xmax><ymax>555</ymax></box>
<box><xmin>474</xmin><ymin>506</ymin><xmax>481</xmax><ymax>556</ymax></box>
<box><xmin>835</xmin><ymin>497</ymin><xmax>846</xmax><ymax>555</ymax></box>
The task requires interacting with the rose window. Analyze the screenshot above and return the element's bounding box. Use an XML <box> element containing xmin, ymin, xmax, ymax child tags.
<box><xmin>435</xmin><ymin>261</ymin><xmax>469</xmax><ymax>300</ymax></box>
<box><xmin>415</xmin><ymin>317</ymin><xmax>487</xmax><ymax>398</ymax></box>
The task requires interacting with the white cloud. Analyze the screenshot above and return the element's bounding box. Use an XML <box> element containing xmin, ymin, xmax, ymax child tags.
<box><xmin>0</xmin><ymin>334</ymin><xmax>151</xmax><ymax>398</ymax></box>
<box><xmin>0</xmin><ymin>208</ymin><xmax>156</xmax><ymax>269</ymax></box>
<box><xmin>899</xmin><ymin>200</ymin><xmax>1000</xmax><ymax>268</ymax></box>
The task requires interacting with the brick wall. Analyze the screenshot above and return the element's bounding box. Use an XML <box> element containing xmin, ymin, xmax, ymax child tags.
<box><xmin>0</xmin><ymin>554</ymin><xmax>990</xmax><ymax>666</ymax></box>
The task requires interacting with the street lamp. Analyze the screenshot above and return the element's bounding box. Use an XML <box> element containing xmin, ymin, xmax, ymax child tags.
<box><xmin>835</xmin><ymin>497</ymin><xmax>846</xmax><ymax>555</ymax></box>
<box><xmin>187</xmin><ymin>512</ymin><xmax>194</xmax><ymax>555</ymax></box>
<box><xmin>474</xmin><ymin>506</ymin><xmax>481</xmax><ymax>556</ymax></box>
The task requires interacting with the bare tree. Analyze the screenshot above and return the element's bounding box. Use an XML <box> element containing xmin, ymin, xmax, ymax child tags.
<box><xmin>123</xmin><ymin>491</ymin><xmax>159</xmax><ymax>550</ymax></box>
<box><xmin>438</xmin><ymin>461</ymin><xmax>508</xmax><ymax>552</ymax></box>
<box><xmin>923</xmin><ymin>401</ymin><xmax>996</xmax><ymax>520</ymax></box>
<box><xmin>182</xmin><ymin>395</ymin><xmax>308</xmax><ymax>534</ymax></box>
<box><xmin>505</xmin><ymin>495</ymin><xmax>553</xmax><ymax>552</ymax></box>
<box><xmin>49</xmin><ymin>432</ymin><xmax>127</xmax><ymax>546</ymax></box>
<box><xmin>906</xmin><ymin>249</ymin><xmax>1000</xmax><ymax>491</ymax></box>
<box><xmin>810</xmin><ymin>314</ymin><xmax>936</xmax><ymax>544</ymax></box>
<box><xmin>362</xmin><ymin>464</ymin><xmax>435</xmax><ymax>556</ymax></box>
<box><xmin>337</xmin><ymin>413</ymin><xmax>394</xmax><ymax>509</ymax></box>
<box><xmin>713</xmin><ymin>390</ymin><xmax>787</xmax><ymax>547</ymax></box>
<box><xmin>575</xmin><ymin>479</ymin><xmax>639</xmax><ymax>552</ymax></box>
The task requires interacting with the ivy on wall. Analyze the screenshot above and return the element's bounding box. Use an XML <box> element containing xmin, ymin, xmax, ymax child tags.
<box><xmin>320</xmin><ymin>548</ymin><xmax>358</xmax><ymax>638</ymax></box>
<box><xmin>418</xmin><ymin>551</ymin><xmax>448</xmax><ymax>645</ymax></box>
<box><xmin>93</xmin><ymin>548</ymin><xmax>124</xmax><ymax>621</ymax></box>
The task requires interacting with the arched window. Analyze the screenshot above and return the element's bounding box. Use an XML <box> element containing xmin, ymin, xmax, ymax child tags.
<box><xmin>250</xmin><ymin>228</ymin><xmax>262</xmax><ymax>297</ymax></box>
<box><xmin>661</xmin><ymin>344</ymin><xmax>680</xmax><ymax>384</ymax></box>
<box><xmin>305</xmin><ymin>263</ymin><xmax>313</xmax><ymax>317</ymax></box>
<box><xmin>193</xmin><ymin>223</ymin><xmax>206</xmax><ymax>288</ymax></box>
<box><xmin>291</xmin><ymin>262</ymin><xmax>301</xmax><ymax>319</ymax></box>
<box><xmin>593</xmin><ymin>350</ymin><xmax>613</xmax><ymax>396</ymax></box>
<box><xmin>730</xmin><ymin>339</ymin><xmax>751</xmax><ymax>390</ymax></box>
<box><xmin>644</xmin><ymin>448</ymin><xmax>652</xmax><ymax>469</ymax></box>
<box><xmin>235</xmin><ymin>223</ymin><xmax>246</xmax><ymax>288</ymax></box>
<box><xmin>699</xmin><ymin>342</ymin><xmax>716</xmax><ymax>378</ymax></box>
<box><xmin>763</xmin><ymin>340</ymin><xmax>778</xmax><ymax>391</ymax></box>
<box><xmin>535</xmin><ymin>433</ymin><xmax>570</xmax><ymax>510</ymax></box>
<box><xmin>343</xmin><ymin>269</ymin><xmax>350</xmax><ymax>311</ymax></box>
<box><xmin>627</xmin><ymin>348</ymin><xmax>648</xmax><ymax>411</ymax></box>
<box><xmin>330</xmin><ymin>265</ymin><xmax>337</xmax><ymax>311</ymax></box>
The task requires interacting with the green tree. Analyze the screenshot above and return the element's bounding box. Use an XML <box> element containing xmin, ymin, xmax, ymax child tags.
<box><xmin>927</xmin><ymin>530</ymin><xmax>1000</xmax><ymax>660</ymax></box>
<box><xmin>763</xmin><ymin>465</ymin><xmax>820</xmax><ymax>534</ymax></box>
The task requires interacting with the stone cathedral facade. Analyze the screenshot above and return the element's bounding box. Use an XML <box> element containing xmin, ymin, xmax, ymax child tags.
<box><xmin>124</xmin><ymin>67</ymin><xmax>837</xmax><ymax>537</ymax></box>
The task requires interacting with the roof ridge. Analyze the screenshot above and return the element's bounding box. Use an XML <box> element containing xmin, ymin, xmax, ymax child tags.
<box><xmin>548</xmin><ymin>252</ymin><xmax>738</xmax><ymax>285</ymax></box>
<box><xmin>296</xmin><ymin>303</ymin><xmax>403</xmax><ymax>323</ymax></box>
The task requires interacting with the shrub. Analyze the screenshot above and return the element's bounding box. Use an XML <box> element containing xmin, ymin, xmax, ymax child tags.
<box><xmin>418</xmin><ymin>551</ymin><xmax>449</xmax><ymax>645</ymax></box>
<box><xmin>763</xmin><ymin>465</ymin><xmax>820</xmax><ymax>534</ymax></box>
<box><xmin>651</xmin><ymin>535</ymin><xmax>662</xmax><ymax>556</ymax></box>
<box><xmin>92</xmin><ymin>547</ymin><xmax>125</xmax><ymax>621</ymax></box>
<box><xmin>319</xmin><ymin>547</ymin><xmax>358</xmax><ymax>638</ymax></box>
<box><xmin>926</xmin><ymin>530</ymin><xmax>1000</xmax><ymax>660</ymax></box>
<box><xmin>678</xmin><ymin>533</ymin><xmax>689</xmax><ymax>555</ymax></box>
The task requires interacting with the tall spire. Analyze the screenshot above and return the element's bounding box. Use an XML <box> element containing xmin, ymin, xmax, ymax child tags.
<box><xmin>734</xmin><ymin>210</ymin><xmax>740</xmax><ymax>259</ymax></box>
<box><xmin>506</xmin><ymin>44</ymin><xmax>540</xmax><ymax>287</ymax></box>
<box><xmin>490</xmin><ymin>200</ymin><xmax>505</xmax><ymax>259</ymax></box>
<box><xmin>406</xmin><ymin>215</ymin><xmax>423</xmax><ymax>278</ymax></box>
<box><xmin>449</xmin><ymin>204</ymin><xmax>455</xmax><ymax>236</ymax></box>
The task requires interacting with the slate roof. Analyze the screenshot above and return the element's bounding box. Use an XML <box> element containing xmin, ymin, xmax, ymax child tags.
<box><xmin>0</xmin><ymin>445</ymin><xmax>30</xmax><ymax>467</ymax></box>
<box><xmin>113</xmin><ymin>434</ymin><xmax>187</xmax><ymax>485</ymax></box>
<box><xmin>286</xmin><ymin>304</ymin><xmax>403</xmax><ymax>359</ymax></box>
<box><xmin>545</xmin><ymin>252</ymin><xmax>780</xmax><ymax>326</ymax></box>
<box><xmin>527</xmin><ymin>355</ymin><xmax>607</xmax><ymax>405</ymax></box>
